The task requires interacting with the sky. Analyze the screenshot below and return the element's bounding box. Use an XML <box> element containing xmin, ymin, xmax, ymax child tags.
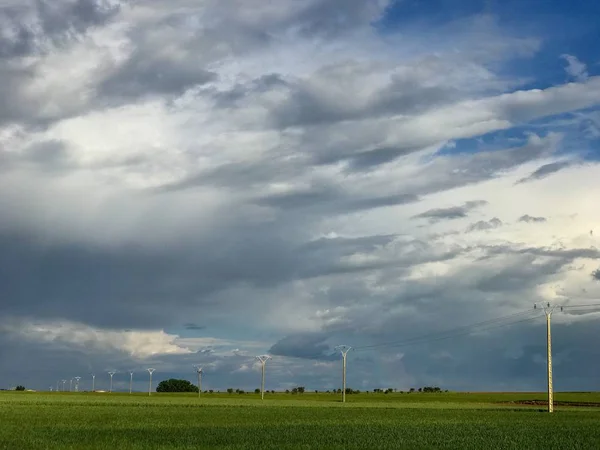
<box><xmin>0</xmin><ymin>0</ymin><xmax>599</xmax><ymax>393</ymax></box>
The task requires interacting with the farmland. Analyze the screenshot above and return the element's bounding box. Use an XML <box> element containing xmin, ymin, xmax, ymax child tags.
<box><xmin>1</xmin><ymin>391</ymin><xmax>600</xmax><ymax>449</ymax></box>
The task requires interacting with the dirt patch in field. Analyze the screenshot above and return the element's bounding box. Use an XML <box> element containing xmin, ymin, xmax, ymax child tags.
<box><xmin>505</xmin><ymin>400</ymin><xmax>600</xmax><ymax>408</ymax></box>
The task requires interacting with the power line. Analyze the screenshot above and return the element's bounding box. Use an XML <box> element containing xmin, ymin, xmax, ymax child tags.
<box><xmin>353</xmin><ymin>308</ymin><xmax>537</xmax><ymax>352</ymax></box>
<box><xmin>562</xmin><ymin>303</ymin><xmax>600</xmax><ymax>309</ymax></box>
<box><xmin>358</xmin><ymin>315</ymin><xmax>542</xmax><ymax>352</ymax></box>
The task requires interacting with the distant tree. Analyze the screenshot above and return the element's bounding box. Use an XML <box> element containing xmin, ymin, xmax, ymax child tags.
<box><xmin>315</xmin><ymin>390</ymin><xmax>319</xmax><ymax>394</ymax></box>
<box><xmin>238</xmin><ymin>390</ymin><xmax>245</xmax><ymax>394</ymax></box>
<box><xmin>15</xmin><ymin>385</ymin><xmax>25</xmax><ymax>391</ymax></box>
<box><xmin>422</xmin><ymin>386</ymin><xmax>442</xmax><ymax>393</ymax></box>
<box><xmin>336</xmin><ymin>388</ymin><xmax>342</xmax><ymax>394</ymax></box>
<box><xmin>291</xmin><ymin>387</ymin><xmax>298</xmax><ymax>394</ymax></box>
<box><xmin>297</xmin><ymin>386</ymin><xmax>305</xmax><ymax>394</ymax></box>
<box><xmin>227</xmin><ymin>388</ymin><xmax>234</xmax><ymax>394</ymax></box>
<box><xmin>255</xmin><ymin>388</ymin><xmax>260</xmax><ymax>394</ymax></box>
<box><xmin>345</xmin><ymin>388</ymin><xmax>354</xmax><ymax>394</ymax></box>
<box><xmin>156</xmin><ymin>379</ymin><xmax>198</xmax><ymax>393</ymax></box>
<box><xmin>409</xmin><ymin>388</ymin><xmax>415</xmax><ymax>393</ymax></box>
<box><xmin>209</xmin><ymin>390</ymin><xmax>214</xmax><ymax>394</ymax></box>
<box><xmin>285</xmin><ymin>389</ymin><xmax>290</xmax><ymax>394</ymax></box>
<box><xmin>418</xmin><ymin>388</ymin><xmax>422</xmax><ymax>393</ymax></box>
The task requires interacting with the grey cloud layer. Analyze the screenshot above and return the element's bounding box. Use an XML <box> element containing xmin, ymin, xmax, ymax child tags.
<box><xmin>0</xmin><ymin>0</ymin><xmax>121</xmax><ymax>59</ymax></box>
<box><xmin>412</xmin><ymin>200</ymin><xmax>488</xmax><ymax>223</ymax></box>
<box><xmin>518</xmin><ymin>215</ymin><xmax>547</xmax><ymax>223</ymax></box>
<box><xmin>467</xmin><ymin>217</ymin><xmax>503</xmax><ymax>232</ymax></box>
<box><xmin>517</xmin><ymin>161</ymin><xmax>573</xmax><ymax>183</ymax></box>
<box><xmin>1</xmin><ymin>0</ymin><xmax>600</xmax><ymax>392</ymax></box>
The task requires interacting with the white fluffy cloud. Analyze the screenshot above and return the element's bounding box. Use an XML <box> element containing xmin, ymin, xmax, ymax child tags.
<box><xmin>0</xmin><ymin>318</ymin><xmax>192</xmax><ymax>358</ymax></box>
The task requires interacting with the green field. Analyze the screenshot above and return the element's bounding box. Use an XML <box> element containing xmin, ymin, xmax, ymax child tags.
<box><xmin>1</xmin><ymin>391</ymin><xmax>600</xmax><ymax>449</ymax></box>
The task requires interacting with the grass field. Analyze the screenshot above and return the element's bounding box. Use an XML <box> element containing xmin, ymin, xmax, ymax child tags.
<box><xmin>1</xmin><ymin>391</ymin><xmax>600</xmax><ymax>449</ymax></box>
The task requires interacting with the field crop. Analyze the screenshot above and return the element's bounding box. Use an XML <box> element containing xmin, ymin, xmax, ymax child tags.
<box><xmin>1</xmin><ymin>392</ymin><xmax>600</xmax><ymax>449</ymax></box>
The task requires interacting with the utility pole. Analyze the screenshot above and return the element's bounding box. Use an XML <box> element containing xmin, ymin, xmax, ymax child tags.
<box><xmin>129</xmin><ymin>371</ymin><xmax>134</xmax><ymax>394</ymax></box>
<box><xmin>91</xmin><ymin>374</ymin><xmax>96</xmax><ymax>392</ymax></box>
<box><xmin>194</xmin><ymin>366</ymin><xmax>203</xmax><ymax>398</ymax></box>
<box><xmin>335</xmin><ymin>345</ymin><xmax>352</xmax><ymax>403</ymax></box>
<box><xmin>147</xmin><ymin>368</ymin><xmax>155</xmax><ymax>396</ymax></box>
<box><xmin>69</xmin><ymin>378</ymin><xmax>73</xmax><ymax>392</ymax></box>
<box><xmin>108</xmin><ymin>371</ymin><xmax>116</xmax><ymax>393</ymax></box>
<box><xmin>56</xmin><ymin>381</ymin><xmax>60</xmax><ymax>392</ymax></box>
<box><xmin>256</xmin><ymin>355</ymin><xmax>272</xmax><ymax>400</ymax></box>
<box><xmin>535</xmin><ymin>302</ymin><xmax>563</xmax><ymax>413</ymax></box>
<box><xmin>62</xmin><ymin>380</ymin><xmax>66</xmax><ymax>392</ymax></box>
<box><xmin>74</xmin><ymin>377</ymin><xmax>81</xmax><ymax>392</ymax></box>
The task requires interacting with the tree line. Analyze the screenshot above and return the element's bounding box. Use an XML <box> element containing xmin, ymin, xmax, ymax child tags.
<box><xmin>154</xmin><ymin>379</ymin><xmax>445</xmax><ymax>394</ymax></box>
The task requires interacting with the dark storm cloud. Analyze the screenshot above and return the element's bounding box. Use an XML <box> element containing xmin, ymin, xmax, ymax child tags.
<box><xmin>466</xmin><ymin>217</ymin><xmax>502</xmax><ymax>232</ymax></box>
<box><xmin>517</xmin><ymin>161</ymin><xmax>573</xmax><ymax>183</ymax></box>
<box><xmin>592</xmin><ymin>269</ymin><xmax>600</xmax><ymax>281</ymax></box>
<box><xmin>394</xmin><ymin>317</ymin><xmax>600</xmax><ymax>391</ymax></box>
<box><xmin>0</xmin><ymin>225</ymin><xmax>433</xmax><ymax>329</ymax></box>
<box><xmin>0</xmin><ymin>230</ymin><xmax>300</xmax><ymax>329</ymax></box>
<box><xmin>269</xmin><ymin>333</ymin><xmax>338</xmax><ymax>361</ymax></box>
<box><xmin>1</xmin><ymin>0</ymin><xmax>599</xmax><ymax>397</ymax></box>
<box><xmin>518</xmin><ymin>214</ymin><xmax>547</xmax><ymax>223</ymax></box>
<box><xmin>412</xmin><ymin>200</ymin><xmax>488</xmax><ymax>223</ymax></box>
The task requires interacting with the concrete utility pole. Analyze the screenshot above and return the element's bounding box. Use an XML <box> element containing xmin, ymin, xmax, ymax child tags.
<box><xmin>108</xmin><ymin>371</ymin><xmax>116</xmax><ymax>393</ymax></box>
<box><xmin>62</xmin><ymin>380</ymin><xmax>66</xmax><ymax>392</ymax></box>
<box><xmin>335</xmin><ymin>345</ymin><xmax>352</xmax><ymax>403</ymax></box>
<box><xmin>535</xmin><ymin>302</ymin><xmax>562</xmax><ymax>413</ymax></box>
<box><xmin>74</xmin><ymin>377</ymin><xmax>81</xmax><ymax>392</ymax></box>
<box><xmin>69</xmin><ymin>379</ymin><xmax>73</xmax><ymax>392</ymax></box>
<box><xmin>56</xmin><ymin>381</ymin><xmax>60</xmax><ymax>392</ymax></box>
<box><xmin>147</xmin><ymin>368</ymin><xmax>155</xmax><ymax>396</ymax></box>
<box><xmin>91</xmin><ymin>374</ymin><xmax>96</xmax><ymax>392</ymax></box>
<box><xmin>129</xmin><ymin>371</ymin><xmax>134</xmax><ymax>394</ymax></box>
<box><xmin>194</xmin><ymin>366</ymin><xmax>203</xmax><ymax>398</ymax></box>
<box><xmin>255</xmin><ymin>355</ymin><xmax>272</xmax><ymax>400</ymax></box>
